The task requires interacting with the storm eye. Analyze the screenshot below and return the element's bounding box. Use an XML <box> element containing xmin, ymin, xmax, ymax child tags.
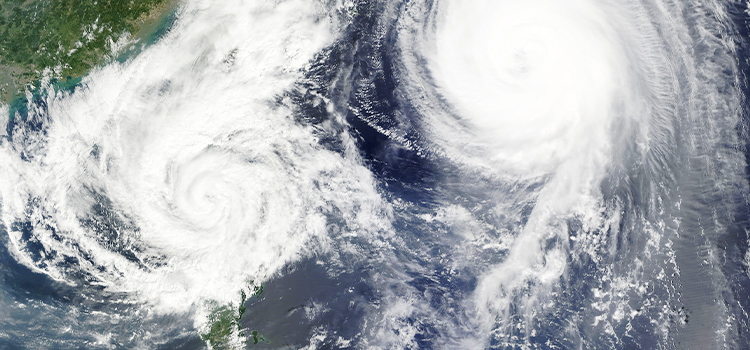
<box><xmin>509</xmin><ymin>47</ymin><xmax>532</xmax><ymax>75</ymax></box>
<box><xmin>1</xmin><ymin>0</ymin><xmax>748</xmax><ymax>348</ymax></box>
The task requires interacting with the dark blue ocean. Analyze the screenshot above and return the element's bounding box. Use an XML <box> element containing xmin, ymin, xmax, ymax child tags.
<box><xmin>1</xmin><ymin>0</ymin><xmax>750</xmax><ymax>349</ymax></box>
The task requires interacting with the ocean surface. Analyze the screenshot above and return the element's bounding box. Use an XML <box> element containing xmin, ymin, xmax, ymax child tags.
<box><xmin>1</xmin><ymin>0</ymin><xmax>750</xmax><ymax>349</ymax></box>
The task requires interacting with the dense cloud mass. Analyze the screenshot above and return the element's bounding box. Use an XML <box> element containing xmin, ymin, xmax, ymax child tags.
<box><xmin>1</xmin><ymin>0</ymin><xmax>750</xmax><ymax>349</ymax></box>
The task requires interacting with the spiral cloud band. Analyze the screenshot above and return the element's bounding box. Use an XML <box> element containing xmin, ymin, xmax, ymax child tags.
<box><xmin>0</xmin><ymin>0</ymin><xmax>388</xmax><ymax>323</ymax></box>
<box><xmin>387</xmin><ymin>0</ymin><xmax>746</xmax><ymax>347</ymax></box>
<box><xmin>1</xmin><ymin>0</ymin><xmax>749</xmax><ymax>348</ymax></box>
<box><xmin>429</xmin><ymin>0</ymin><xmax>631</xmax><ymax>176</ymax></box>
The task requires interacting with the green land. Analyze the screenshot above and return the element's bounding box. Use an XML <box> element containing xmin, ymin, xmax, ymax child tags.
<box><xmin>202</xmin><ymin>283</ymin><xmax>269</xmax><ymax>349</ymax></box>
<box><xmin>2</xmin><ymin>3</ymin><xmax>272</xmax><ymax>347</ymax></box>
<box><xmin>0</xmin><ymin>0</ymin><xmax>179</xmax><ymax>104</ymax></box>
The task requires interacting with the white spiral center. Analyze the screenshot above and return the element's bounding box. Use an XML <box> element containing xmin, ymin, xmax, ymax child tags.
<box><xmin>430</xmin><ymin>0</ymin><xmax>627</xmax><ymax>175</ymax></box>
<box><xmin>170</xmin><ymin>151</ymin><xmax>258</xmax><ymax>235</ymax></box>
<box><xmin>0</xmin><ymin>0</ymin><xmax>391</xmax><ymax>318</ymax></box>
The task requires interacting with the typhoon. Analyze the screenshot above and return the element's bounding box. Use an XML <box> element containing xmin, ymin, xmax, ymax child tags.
<box><xmin>0</xmin><ymin>0</ymin><xmax>749</xmax><ymax>349</ymax></box>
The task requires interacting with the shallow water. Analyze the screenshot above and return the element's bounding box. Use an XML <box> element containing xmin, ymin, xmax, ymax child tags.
<box><xmin>1</xmin><ymin>0</ymin><xmax>749</xmax><ymax>349</ymax></box>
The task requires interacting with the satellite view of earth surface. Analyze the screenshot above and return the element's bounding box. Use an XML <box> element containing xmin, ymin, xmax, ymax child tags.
<box><xmin>1</xmin><ymin>0</ymin><xmax>750</xmax><ymax>349</ymax></box>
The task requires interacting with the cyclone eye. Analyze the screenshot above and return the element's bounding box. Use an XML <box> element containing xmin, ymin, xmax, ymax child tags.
<box><xmin>0</xmin><ymin>0</ymin><xmax>745</xmax><ymax>348</ymax></box>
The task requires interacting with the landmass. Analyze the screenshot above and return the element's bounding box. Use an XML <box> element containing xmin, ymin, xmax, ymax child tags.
<box><xmin>202</xmin><ymin>283</ymin><xmax>269</xmax><ymax>349</ymax></box>
<box><xmin>0</xmin><ymin>0</ymin><xmax>179</xmax><ymax>104</ymax></box>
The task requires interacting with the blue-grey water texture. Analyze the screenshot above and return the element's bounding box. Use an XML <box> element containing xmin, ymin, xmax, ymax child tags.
<box><xmin>2</xmin><ymin>0</ymin><xmax>750</xmax><ymax>349</ymax></box>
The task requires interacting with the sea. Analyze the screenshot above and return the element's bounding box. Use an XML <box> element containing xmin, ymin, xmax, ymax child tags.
<box><xmin>0</xmin><ymin>0</ymin><xmax>749</xmax><ymax>349</ymax></box>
